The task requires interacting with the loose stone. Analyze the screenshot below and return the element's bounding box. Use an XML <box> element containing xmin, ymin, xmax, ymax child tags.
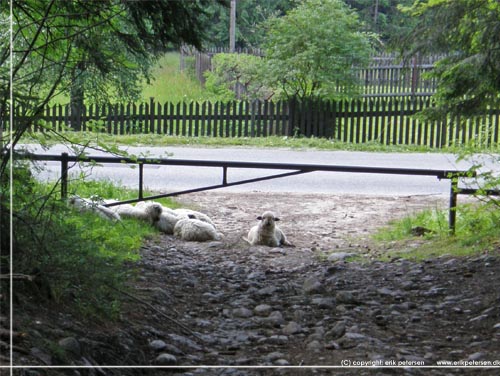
<box><xmin>283</xmin><ymin>321</ymin><xmax>302</xmax><ymax>335</ymax></box>
<box><xmin>254</xmin><ymin>304</ymin><xmax>272</xmax><ymax>317</ymax></box>
<box><xmin>232</xmin><ymin>307</ymin><xmax>253</xmax><ymax>318</ymax></box>
<box><xmin>149</xmin><ymin>339</ymin><xmax>167</xmax><ymax>351</ymax></box>
<box><xmin>303</xmin><ymin>276</ymin><xmax>323</xmax><ymax>294</ymax></box>
<box><xmin>58</xmin><ymin>337</ymin><xmax>81</xmax><ymax>358</ymax></box>
<box><xmin>154</xmin><ymin>353</ymin><xmax>177</xmax><ymax>365</ymax></box>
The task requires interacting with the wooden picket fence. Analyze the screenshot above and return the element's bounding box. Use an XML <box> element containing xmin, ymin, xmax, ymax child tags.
<box><xmin>183</xmin><ymin>49</ymin><xmax>440</xmax><ymax>96</ymax></box>
<box><xmin>12</xmin><ymin>96</ymin><xmax>500</xmax><ymax>148</ymax></box>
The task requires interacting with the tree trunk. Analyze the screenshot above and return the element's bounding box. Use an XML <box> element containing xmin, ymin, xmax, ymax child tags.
<box><xmin>69</xmin><ymin>62</ymin><xmax>85</xmax><ymax>131</ymax></box>
<box><xmin>373</xmin><ymin>0</ymin><xmax>379</xmax><ymax>26</ymax></box>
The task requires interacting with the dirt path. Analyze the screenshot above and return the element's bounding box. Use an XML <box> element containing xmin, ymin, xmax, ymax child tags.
<box><xmin>9</xmin><ymin>192</ymin><xmax>500</xmax><ymax>375</ymax></box>
<box><xmin>175</xmin><ymin>191</ymin><xmax>449</xmax><ymax>254</ymax></box>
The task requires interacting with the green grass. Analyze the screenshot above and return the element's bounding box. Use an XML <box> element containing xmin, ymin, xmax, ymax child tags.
<box><xmin>25</xmin><ymin>130</ymin><xmax>470</xmax><ymax>153</ymax></box>
<box><xmin>140</xmin><ymin>53</ymin><xmax>209</xmax><ymax>103</ymax></box>
<box><xmin>373</xmin><ymin>202</ymin><xmax>500</xmax><ymax>261</ymax></box>
<box><xmin>50</xmin><ymin>52</ymin><xmax>208</xmax><ymax>106</ymax></box>
<box><xmin>67</xmin><ymin>178</ymin><xmax>181</xmax><ymax>209</ymax></box>
<box><xmin>33</xmin><ymin>178</ymin><xmax>173</xmax><ymax>266</ymax></box>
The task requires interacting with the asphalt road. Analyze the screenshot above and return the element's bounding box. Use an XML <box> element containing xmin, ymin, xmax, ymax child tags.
<box><xmin>20</xmin><ymin>144</ymin><xmax>484</xmax><ymax>197</ymax></box>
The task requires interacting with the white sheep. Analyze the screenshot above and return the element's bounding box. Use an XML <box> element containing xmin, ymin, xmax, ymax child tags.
<box><xmin>68</xmin><ymin>196</ymin><xmax>121</xmax><ymax>222</ymax></box>
<box><xmin>111</xmin><ymin>201</ymin><xmax>162</xmax><ymax>224</ymax></box>
<box><xmin>173</xmin><ymin>208</ymin><xmax>216</xmax><ymax>227</ymax></box>
<box><xmin>135</xmin><ymin>201</ymin><xmax>185</xmax><ymax>234</ymax></box>
<box><xmin>245</xmin><ymin>211</ymin><xmax>293</xmax><ymax>247</ymax></box>
<box><xmin>173</xmin><ymin>216</ymin><xmax>223</xmax><ymax>242</ymax></box>
<box><xmin>155</xmin><ymin>211</ymin><xmax>182</xmax><ymax>234</ymax></box>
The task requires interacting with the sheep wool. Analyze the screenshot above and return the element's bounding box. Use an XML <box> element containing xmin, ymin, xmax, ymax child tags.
<box><xmin>173</xmin><ymin>218</ymin><xmax>222</xmax><ymax>242</ymax></box>
<box><xmin>111</xmin><ymin>202</ymin><xmax>162</xmax><ymax>224</ymax></box>
<box><xmin>173</xmin><ymin>208</ymin><xmax>216</xmax><ymax>227</ymax></box>
<box><xmin>68</xmin><ymin>196</ymin><xmax>121</xmax><ymax>222</ymax></box>
<box><xmin>155</xmin><ymin>211</ymin><xmax>182</xmax><ymax>234</ymax></box>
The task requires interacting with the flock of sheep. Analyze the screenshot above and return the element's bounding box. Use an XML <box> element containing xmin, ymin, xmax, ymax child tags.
<box><xmin>69</xmin><ymin>196</ymin><xmax>293</xmax><ymax>247</ymax></box>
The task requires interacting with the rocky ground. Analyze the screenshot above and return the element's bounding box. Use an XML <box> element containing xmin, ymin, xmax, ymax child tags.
<box><xmin>3</xmin><ymin>192</ymin><xmax>500</xmax><ymax>375</ymax></box>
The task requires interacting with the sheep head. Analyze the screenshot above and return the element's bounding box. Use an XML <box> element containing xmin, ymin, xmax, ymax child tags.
<box><xmin>145</xmin><ymin>203</ymin><xmax>163</xmax><ymax>222</ymax></box>
<box><xmin>257</xmin><ymin>211</ymin><xmax>280</xmax><ymax>228</ymax></box>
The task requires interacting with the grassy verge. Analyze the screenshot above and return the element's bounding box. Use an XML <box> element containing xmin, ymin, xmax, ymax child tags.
<box><xmin>373</xmin><ymin>201</ymin><xmax>500</xmax><ymax>261</ymax></box>
<box><xmin>24</xmin><ymin>130</ymin><xmax>471</xmax><ymax>154</ymax></box>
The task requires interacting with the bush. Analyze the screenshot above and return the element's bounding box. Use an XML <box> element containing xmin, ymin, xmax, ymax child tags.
<box><xmin>204</xmin><ymin>53</ymin><xmax>271</xmax><ymax>101</ymax></box>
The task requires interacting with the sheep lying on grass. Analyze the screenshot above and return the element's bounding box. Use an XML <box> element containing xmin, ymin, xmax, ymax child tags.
<box><xmin>110</xmin><ymin>201</ymin><xmax>162</xmax><ymax>224</ymax></box>
<box><xmin>69</xmin><ymin>196</ymin><xmax>121</xmax><ymax>222</ymax></box>
<box><xmin>174</xmin><ymin>216</ymin><xmax>223</xmax><ymax>242</ymax></box>
<box><xmin>73</xmin><ymin>197</ymin><xmax>220</xmax><ymax>241</ymax></box>
<box><xmin>245</xmin><ymin>211</ymin><xmax>293</xmax><ymax>247</ymax></box>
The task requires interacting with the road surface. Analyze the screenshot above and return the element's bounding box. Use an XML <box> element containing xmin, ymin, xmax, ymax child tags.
<box><xmin>19</xmin><ymin>144</ymin><xmax>485</xmax><ymax>197</ymax></box>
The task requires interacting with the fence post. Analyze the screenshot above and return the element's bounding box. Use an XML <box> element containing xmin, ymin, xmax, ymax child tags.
<box><xmin>287</xmin><ymin>98</ymin><xmax>296</xmax><ymax>137</ymax></box>
<box><xmin>449</xmin><ymin>177</ymin><xmax>458</xmax><ymax>234</ymax></box>
<box><xmin>61</xmin><ymin>152</ymin><xmax>69</xmax><ymax>200</ymax></box>
<box><xmin>149</xmin><ymin>97</ymin><xmax>155</xmax><ymax>133</ymax></box>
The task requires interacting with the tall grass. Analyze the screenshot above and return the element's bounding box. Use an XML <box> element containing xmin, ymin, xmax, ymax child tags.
<box><xmin>140</xmin><ymin>52</ymin><xmax>209</xmax><ymax>103</ymax></box>
<box><xmin>373</xmin><ymin>201</ymin><xmax>500</xmax><ymax>260</ymax></box>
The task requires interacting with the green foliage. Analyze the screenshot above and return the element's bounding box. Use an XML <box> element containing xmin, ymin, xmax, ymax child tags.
<box><xmin>67</xmin><ymin>177</ymin><xmax>180</xmax><ymax>210</ymax></box>
<box><xmin>26</xmin><ymin>131</ymin><xmax>464</xmax><ymax>153</ymax></box>
<box><xmin>1</xmin><ymin>0</ymin><xmax>226</xmax><ymax>166</ymax></box>
<box><xmin>375</xmin><ymin>207</ymin><xmax>448</xmax><ymax>241</ymax></box>
<box><xmin>3</xmin><ymin>164</ymin><xmax>165</xmax><ymax>319</ymax></box>
<box><xmin>262</xmin><ymin>0</ymin><xmax>377</xmax><ymax>100</ymax></box>
<box><xmin>202</xmin><ymin>0</ymin><xmax>293</xmax><ymax>48</ymax></box>
<box><xmin>400</xmin><ymin>0</ymin><xmax>500</xmax><ymax>117</ymax></box>
<box><xmin>50</xmin><ymin>52</ymin><xmax>210</xmax><ymax>105</ymax></box>
<box><xmin>204</xmin><ymin>53</ymin><xmax>270</xmax><ymax>101</ymax></box>
<box><xmin>397</xmin><ymin>1</ymin><xmax>500</xmax><ymax>212</ymax></box>
<box><xmin>345</xmin><ymin>0</ymin><xmax>416</xmax><ymax>44</ymax></box>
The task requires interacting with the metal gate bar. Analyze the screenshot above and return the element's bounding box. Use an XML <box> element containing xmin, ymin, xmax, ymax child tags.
<box><xmin>20</xmin><ymin>152</ymin><xmax>475</xmax><ymax>233</ymax></box>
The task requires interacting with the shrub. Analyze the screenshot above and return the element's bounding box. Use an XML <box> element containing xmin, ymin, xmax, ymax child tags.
<box><xmin>204</xmin><ymin>53</ymin><xmax>271</xmax><ymax>101</ymax></box>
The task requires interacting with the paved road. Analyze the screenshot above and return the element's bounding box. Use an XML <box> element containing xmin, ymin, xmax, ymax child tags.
<box><xmin>20</xmin><ymin>144</ymin><xmax>483</xmax><ymax>197</ymax></box>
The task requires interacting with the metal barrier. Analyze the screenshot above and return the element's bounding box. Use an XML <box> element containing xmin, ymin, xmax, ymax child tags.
<box><xmin>22</xmin><ymin>152</ymin><xmax>475</xmax><ymax>233</ymax></box>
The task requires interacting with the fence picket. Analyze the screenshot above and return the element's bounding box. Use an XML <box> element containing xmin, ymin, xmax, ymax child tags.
<box><xmin>239</xmin><ymin>101</ymin><xmax>244</xmax><ymax>137</ymax></box>
<box><xmin>176</xmin><ymin>102</ymin><xmax>181</xmax><ymax>135</ymax></box>
<box><xmin>208</xmin><ymin>102</ymin><xmax>215</xmax><ymax>137</ymax></box>
<box><xmin>225</xmin><ymin>101</ymin><xmax>231</xmax><ymax>137</ymax></box>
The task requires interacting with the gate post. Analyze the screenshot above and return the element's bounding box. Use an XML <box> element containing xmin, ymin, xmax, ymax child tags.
<box><xmin>61</xmin><ymin>152</ymin><xmax>69</xmax><ymax>200</ymax></box>
<box><xmin>138</xmin><ymin>163</ymin><xmax>144</xmax><ymax>200</ymax></box>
